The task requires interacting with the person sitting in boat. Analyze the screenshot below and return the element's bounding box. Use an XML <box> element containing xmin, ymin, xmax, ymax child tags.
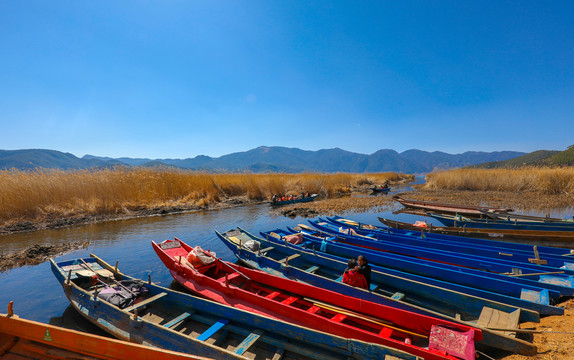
<box><xmin>305</xmin><ymin>192</ymin><xmax>310</xmax><ymax>197</ymax></box>
<box><xmin>357</xmin><ymin>255</ymin><xmax>372</xmax><ymax>288</ymax></box>
<box><xmin>272</xmin><ymin>194</ymin><xmax>278</xmax><ymax>204</ymax></box>
<box><xmin>342</xmin><ymin>258</ymin><xmax>368</xmax><ymax>289</ymax></box>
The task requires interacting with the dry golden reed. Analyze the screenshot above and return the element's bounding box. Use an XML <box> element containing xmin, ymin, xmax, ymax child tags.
<box><xmin>424</xmin><ymin>167</ymin><xmax>574</xmax><ymax>195</ymax></box>
<box><xmin>0</xmin><ymin>167</ymin><xmax>409</xmax><ymax>227</ymax></box>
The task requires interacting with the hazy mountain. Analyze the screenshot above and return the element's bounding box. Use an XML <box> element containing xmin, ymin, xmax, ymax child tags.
<box><xmin>1</xmin><ymin>146</ymin><xmax>527</xmax><ymax>173</ymax></box>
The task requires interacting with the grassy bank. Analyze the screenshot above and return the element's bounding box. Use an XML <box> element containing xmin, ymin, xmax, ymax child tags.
<box><xmin>0</xmin><ymin>167</ymin><xmax>412</xmax><ymax>230</ymax></box>
<box><xmin>424</xmin><ymin>168</ymin><xmax>574</xmax><ymax>194</ymax></box>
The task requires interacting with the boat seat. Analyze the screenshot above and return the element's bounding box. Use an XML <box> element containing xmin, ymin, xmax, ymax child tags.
<box><xmin>281</xmin><ymin>296</ymin><xmax>299</xmax><ymax>305</ymax></box>
<box><xmin>279</xmin><ymin>254</ymin><xmax>300</xmax><ymax>264</ymax></box>
<box><xmin>331</xmin><ymin>313</ymin><xmax>347</xmax><ymax>323</ymax></box>
<box><xmin>123</xmin><ymin>292</ymin><xmax>168</xmax><ymax>312</ymax></box>
<box><xmin>197</xmin><ymin>319</ymin><xmax>229</xmax><ymax>341</ymax></box>
<box><xmin>265</xmin><ymin>291</ymin><xmax>281</xmax><ymax>300</ymax></box>
<box><xmin>234</xmin><ymin>329</ymin><xmax>264</xmax><ymax>355</ymax></box>
<box><xmin>476</xmin><ymin>307</ymin><xmax>521</xmax><ymax>337</ymax></box>
<box><xmin>259</xmin><ymin>246</ymin><xmax>275</xmax><ymax>253</ymax></box>
<box><xmin>306</xmin><ymin>305</ymin><xmax>321</xmax><ymax>314</ymax></box>
<box><xmin>217</xmin><ymin>272</ymin><xmax>241</xmax><ymax>283</ymax></box>
<box><xmin>379</xmin><ymin>327</ymin><xmax>393</xmax><ymax>338</ymax></box>
<box><xmin>163</xmin><ymin>310</ymin><xmax>196</xmax><ymax>329</ymax></box>
<box><xmin>305</xmin><ymin>266</ymin><xmax>320</xmax><ymax>273</ymax></box>
<box><xmin>391</xmin><ymin>292</ymin><xmax>405</xmax><ymax>301</ymax></box>
<box><xmin>369</xmin><ymin>283</ymin><xmax>380</xmax><ymax>292</ymax></box>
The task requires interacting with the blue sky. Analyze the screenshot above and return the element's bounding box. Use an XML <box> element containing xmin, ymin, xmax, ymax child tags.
<box><xmin>1</xmin><ymin>1</ymin><xmax>573</xmax><ymax>159</ymax></box>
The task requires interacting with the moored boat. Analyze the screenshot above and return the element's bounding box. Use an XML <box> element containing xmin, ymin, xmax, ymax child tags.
<box><xmin>270</xmin><ymin>194</ymin><xmax>319</xmax><ymax>206</ymax></box>
<box><xmin>307</xmin><ymin>219</ymin><xmax>574</xmax><ymax>297</ymax></box>
<box><xmin>428</xmin><ymin>213</ymin><xmax>574</xmax><ymax>231</ymax></box>
<box><xmin>275</xmin><ymin>225</ymin><xmax>564</xmax><ymax>316</ymax></box>
<box><xmin>0</xmin><ymin>302</ymin><xmax>210</xmax><ymax>360</ymax></box>
<box><xmin>215</xmin><ymin>227</ymin><xmax>538</xmax><ymax>355</ymax></box>
<box><xmin>51</xmin><ymin>254</ymin><xmax>411</xmax><ymax>360</ymax></box>
<box><xmin>378</xmin><ymin>217</ymin><xmax>574</xmax><ymax>245</ymax></box>
<box><xmin>152</xmin><ymin>238</ymin><xmax>482</xmax><ymax>360</ymax></box>
<box><xmin>392</xmin><ymin>195</ymin><xmax>513</xmax><ymax>216</ymax></box>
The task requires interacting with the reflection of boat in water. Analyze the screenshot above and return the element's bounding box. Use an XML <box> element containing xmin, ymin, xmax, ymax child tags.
<box><xmin>270</xmin><ymin>194</ymin><xmax>319</xmax><ymax>206</ymax></box>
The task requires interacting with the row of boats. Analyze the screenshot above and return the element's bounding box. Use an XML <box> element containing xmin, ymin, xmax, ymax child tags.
<box><xmin>35</xmin><ymin>202</ymin><xmax>574</xmax><ymax>360</ymax></box>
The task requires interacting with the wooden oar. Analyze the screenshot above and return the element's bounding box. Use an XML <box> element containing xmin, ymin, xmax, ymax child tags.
<box><xmin>304</xmin><ymin>297</ymin><xmax>427</xmax><ymax>339</ymax></box>
<box><xmin>80</xmin><ymin>258</ymin><xmax>137</xmax><ymax>296</ymax></box>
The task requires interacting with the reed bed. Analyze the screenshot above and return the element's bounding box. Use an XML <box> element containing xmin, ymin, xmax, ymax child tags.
<box><xmin>0</xmin><ymin>167</ymin><xmax>410</xmax><ymax>229</ymax></box>
<box><xmin>424</xmin><ymin>168</ymin><xmax>574</xmax><ymax>195</ymax></box>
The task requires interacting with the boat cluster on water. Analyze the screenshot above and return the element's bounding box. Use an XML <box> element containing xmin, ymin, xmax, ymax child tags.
<box><xmin>4</xmin><ymin>197</ymin><xmax>573</xmax><ymax>360</ymax></box>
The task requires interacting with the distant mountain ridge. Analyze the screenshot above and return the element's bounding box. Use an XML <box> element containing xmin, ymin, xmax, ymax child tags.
<box><xmin>470</xmin><ymin>145</ymin><xmax>574</xmax><ymax>168</ymax></box>
<box><xmin>1</xmin><ymin>146</ymin><xmax>527</xmax><ymax>173</ymax></box>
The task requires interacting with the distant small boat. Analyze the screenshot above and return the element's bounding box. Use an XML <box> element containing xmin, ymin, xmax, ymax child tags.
<box><xmin>371</xmin><ymin>186</ymin><xmax>391</xmax><ymax>193</ymax></box>
<box><xmin>0</xmin><ymin>302</ymin><xmax>206</xmax><ymax>360</ymax></box>
<box><xmin>270</xmin><ymin>194</ymin><xmax>319</xmax><ymax>206</ymax></box>
<box><xmin>392</xmin><ymin>195</ymin><xmax>513</xmax><ymax>216</ymax></box>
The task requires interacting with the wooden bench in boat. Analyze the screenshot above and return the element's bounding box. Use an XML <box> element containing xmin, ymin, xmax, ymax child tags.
<box><xmin>123</xmin><ymin>292</ymin><xmax>168</xmax><ymax>312</ymax></box>
<box><xmin>305</xmin><ymin>265</ymin><xmax>319</xmax><ymax>273</ymax></box>
<box><xmin>279</xmin><ymin>254</ymin><xmax>301</xmax><ymax>264</ymax></box>
<box><xmin>476</xmin><ymin>307</ymin><xmax>521</xmax><ymax>337</ymax></box>
<box><xmin>197</xmin><ymin>319</ymin><xmax>229</xmax><ymax>341</ymax></box>
<box><xmin>163</xmin><ymin>310</ymin><xmax>196</xmax><ymax>329</ymax></box>
<box><xmin>216</xmin><ymin>272</ymin><xmax>242</xmax><ymax>283</ymax></box>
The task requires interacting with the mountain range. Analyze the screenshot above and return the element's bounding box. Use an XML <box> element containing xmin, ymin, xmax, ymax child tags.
<box><xmin>0</xmin><ymin>147</ymin><xmax>527</xmax><ymax>173</ymax></box>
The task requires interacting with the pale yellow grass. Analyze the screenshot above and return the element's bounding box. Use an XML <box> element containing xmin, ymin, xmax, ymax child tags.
<box><xmin>424</xmin><ymin>168</ymin><xmax>574</xmax><ymax>195</ymax></box>
<box><xmin>0</xmin><ymin>168</ymin><xmax>411</xmax><ymax>227</ymax></box>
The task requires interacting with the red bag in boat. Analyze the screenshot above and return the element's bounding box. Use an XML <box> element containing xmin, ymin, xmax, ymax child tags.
<box><xmin>284</xmin><ymin>233</ymin><xmax>303</xmax><ymax>245</ymax></box>
<box><xmin>429</xmin><ymin>325</ymin><xmax>475</xmax><ymax>360</ymax></box>
<box><xmin>187</xmin><ymin>246</ymin><xmax>216</xmax><ymax>267</ymax></box>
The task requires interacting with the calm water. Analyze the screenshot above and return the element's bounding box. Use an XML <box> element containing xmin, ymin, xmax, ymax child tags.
<box><xmin>1</xmin><ymin>179</ymin><xmax>572</xmax><ymax>330</ymax></box>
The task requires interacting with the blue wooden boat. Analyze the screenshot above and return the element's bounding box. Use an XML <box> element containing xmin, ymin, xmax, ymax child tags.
<box><xmin>215</xmin><ymin>227</ymin><xmax>538</xmax><ymax>355</ymax></box>
<box><xmin>377</xmin><ymin>217</ymin><xmax>574</xmax><ymax>252</ymax></box>
<box><xmin>428</xmin><ymin>213</ymin><xmax>574</xmax><ymax>231</ymax></box>
<box><xmin>270</xmin><ymin>194</ymin><xmax>319</xmax><ymax>206</ymax></box>
<box><xmin>327</xmin><ymin>216</ymin><xmax>574</xmax><ymax>268</ymax></box>
<box><xmin>268</xmin><ymin>226</ymin><xmax>564</xmax><ymax>316</ymax></box>
<box><xmin>51</xmin><ymin>255</ymin><xmax>416</xmax><ymax>360</ymax></box>
<box><xmin>308</xmin><ymin>219</ymin><xmax>574</xmax><ymax>297</ymax></box>
<box><xmin>0</xmin><ymin>302</ymin><xmax>208</xmax><ymax>360</ymax></box>
<box><xmin>371</xmin><ymin>186</ymin><xmax>391</xmax><ymax>193</ymax></box>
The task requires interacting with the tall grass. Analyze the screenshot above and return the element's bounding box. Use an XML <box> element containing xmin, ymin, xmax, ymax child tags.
<box><xmin>0</xmin><ymin>168</ymin><xmax>411</xmax><ymax>226</ymax></box>
<box><xmin>425</xmin><ymin>168</ymin><xmax>574</xmax><ymax>194</ymax></box>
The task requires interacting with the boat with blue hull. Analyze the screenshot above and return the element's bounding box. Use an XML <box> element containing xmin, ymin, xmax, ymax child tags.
<box><xmin>271</xmin><ymin>226</ymin><xmax>564</xmax><ymax>316</ymax></box>
<box><xmin>428</xmin><ymin>213</ymin><xmax>574</xmax><ymax>231</ymax></box>
<box><xmin>308</xmin><ymin>219</ymin><xmax>574</xmax><ymax>296</ymax></box>
<box><xmin>215</xmin><ymin>227</ymin><xmax>538</xmax><ymax>355</ymax></box>
<box><xmin>327</xmin><ymin>216</ymin><xmax>574</xmax><ymax>268</ymax></box>
<box><xmin>376</xmin><ymin>217</ymin><xmax>574</xmax><ymax>256</ymax></box>
<box><xmin>51</xmin><ymin>255</ymin><xmax>415</xmax><ymax>360</ymax></box>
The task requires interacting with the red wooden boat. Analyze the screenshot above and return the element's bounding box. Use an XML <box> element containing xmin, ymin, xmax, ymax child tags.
<box><xmin>152</xmin><ymin>238</ymin><xmax>483</xmax><ymax>360</ymax></box>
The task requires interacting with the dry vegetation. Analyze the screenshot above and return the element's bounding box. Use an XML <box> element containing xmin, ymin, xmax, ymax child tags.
<box><xmin>425</xmin><ymin>168</ymin><xmax>574</xmax><ymax>195</ymax></box>
<box><xmin>0</xmin><ymin>167</ymin><xmax>412</xmax><ymax>233</ymax></box>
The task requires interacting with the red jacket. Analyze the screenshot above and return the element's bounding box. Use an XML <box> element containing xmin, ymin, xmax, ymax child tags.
<box><xmin>342</xmin><ymin>269</ymin><xmax>368</xmax><ymax>289</ymax></box>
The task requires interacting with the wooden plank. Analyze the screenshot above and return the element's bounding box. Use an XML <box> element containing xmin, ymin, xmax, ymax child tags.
<box><xmin>305</xmin><ymin>265</ymin><xmax>319</xmax><ymax>273</ymax></box>
<box><xmin>265</xmin><ymin>291</ymin><xmax>280</xmax><ymax>300</ymax></box>
<box><xmin>163</xmin><ymin>311</ymin><xmax>195</xmax><ymax>329</ymax></box>
<box><xmin>234</xmin><ymin>329</ymin><xmax>263</xmax><ymax>355</ymax></box>
<box><xmin>306</xmin><ymin>306</ymin><xmax>321</xmax><ymax>314</ymax></box>
<box><xmin>281</xmin><ymin>296</ymin><xmax>299</xmax><ymax>305</ymax></box>
<box><xmin>123</xmin><ymin>292</ymin><xmax>168</xmax><ymax>312</ymax></box>
<box><xmin>331</xmin><ymin>314</ymin><xmax>347</xmax><ymax>323</ymax></box>
<box><xmin>217</xmin><ymin>272</ymin><xmax>241</xmax><ymax>282</ymax></box>
<box><xmin>477</xmin><ymin>306</ymin><xmax>521</xmax><ymax>337</ymax></box>
<box><xmin>391</xmin><ymin>292</ymin><xmax>405</xmax><ymax>301</ymax></box>
<box><xmin>197</xmin><ymin>319</ymin><xmax>229</xmax><ymax>341</ymax></box>
<box><xmin>279</xmin><ymin>254</ymin><xmax>301</xmax><ymax>264</ymax></box>
<box><xmin>259</xmin><ymin>246</ymin><xmax>275</xmax><ymax>253</ymax></box>
<box><xmin>272</xmin><ymin>347</ymin><xmax>285</xmax><ymax>360</ymax></box>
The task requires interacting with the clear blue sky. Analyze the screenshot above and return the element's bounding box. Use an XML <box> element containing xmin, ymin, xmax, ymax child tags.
<box><xmin>1</xmin><ymin>1</ymin><xmax>573</xmax><ymax>158</ymax></box>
